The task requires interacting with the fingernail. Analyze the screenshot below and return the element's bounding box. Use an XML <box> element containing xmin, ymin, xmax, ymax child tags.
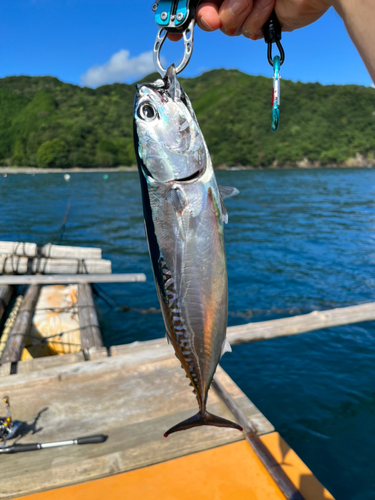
<box><xmin>200</xmin><ymin>16</ymin><xmax>214</xmax><ymax>31</ymax></box>
<box><xmin>227</xmin><ymin>27</ymin><xmax>239</xmax><ymax>36</ymax></box>
<box><xmin>227</xmin><ymin>0</ymin><xmax>249</xmax><ymax>16</ymax></box>
<box><xmin>251</xmin><ymin>30</ymin><xmax>263</xmax><ymax>40</ymax></box>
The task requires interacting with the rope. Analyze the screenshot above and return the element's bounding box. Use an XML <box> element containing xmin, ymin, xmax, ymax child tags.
<box><xmin>50</xmin><ymin>199</ymin><xmax>71</xmax><ymax>245</ymax></box>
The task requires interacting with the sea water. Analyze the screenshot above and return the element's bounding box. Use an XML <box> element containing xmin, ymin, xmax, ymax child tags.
<box><xmin>1</xmin><ymin>168</ymin><xmax>374</xmax><ymax>499</ymax></box>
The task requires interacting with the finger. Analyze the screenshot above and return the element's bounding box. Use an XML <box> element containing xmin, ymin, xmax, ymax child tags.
<box><xmin>219</xmin><ymin>0</ymin><xmax>254</xmax><ymax>36</ymax></box>
<box><xmin>169</xmin><ymin>1</ymin><xmax>222</xmax><ymax>41</ymax></box>
<box><xmin>168</xmin><ymin>33</ymin><xmax>183</xmax><ymax>41</ymax></box>
<box><xmin>197</xmin><ymin>1</ymin><xmax>222</xmax><ymax>32</ymax></box>
<box><xmin>241</xmin><ymin>0</ymin><xmax>275</xmax><ymax>39</ymax></box>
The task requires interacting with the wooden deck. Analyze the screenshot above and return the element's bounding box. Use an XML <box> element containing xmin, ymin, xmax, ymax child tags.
<box><xmin>0</xmin><ymin>339</ymin><xmax>275</xmax><ymax>499</ymax></box>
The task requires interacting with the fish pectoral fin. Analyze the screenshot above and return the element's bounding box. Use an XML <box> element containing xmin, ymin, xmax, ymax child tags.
<box><xmin>218</xmin><ymin>186</ymin><xmax>239</xmax><ymax>224</ymax></box>
<box><xmin>165</xmin><ymin>187</ymin><xmax>187</xmax><ymax>213</ymax></box>
<box><xmin>221</xmin><ymin>338</ymin><xmax>232</xmax><ymax>357</ymax></box>
<box><xmin>219</xmin><ymin>186</ymin><xmax>240</xmax><ymax>199</ymax></box>
<box><xmin>164</xmin><ymin>411</ymin><xmax>243</xmax><ymax>437</ymax></box>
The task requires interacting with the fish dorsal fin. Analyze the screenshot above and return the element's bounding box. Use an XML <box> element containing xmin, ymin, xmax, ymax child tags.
<box><xmin>221</xmin><ymin>338</ymin><xmax>232</xmax><ymax>358</ymax></box>
<box><xmin>219</xmin><ymin>186</ymin><xmax>239</xmax><ymax>199</ymax></box>
<box><xmin>218</xmin><ymin>186</ymin><xmax>239</xmax><ymax>224</ymax></box>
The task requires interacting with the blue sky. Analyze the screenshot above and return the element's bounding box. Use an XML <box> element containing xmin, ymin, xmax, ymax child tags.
<box><xmin>0</xmin><ymin>0</ymin><xmax>372</xmax><ymax>88</ymax></box>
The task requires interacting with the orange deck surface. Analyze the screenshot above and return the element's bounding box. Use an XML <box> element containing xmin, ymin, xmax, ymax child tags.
<box><xmin>18</xmin><ymin>432</ymin><xmax>334</xmax><ymax>500</ymax></box>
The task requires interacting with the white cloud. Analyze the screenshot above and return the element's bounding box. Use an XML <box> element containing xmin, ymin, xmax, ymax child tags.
<box><xmin>81</xmin><ymin>49</ymin><xmax>155</xmax><ymax>87</ymax></box>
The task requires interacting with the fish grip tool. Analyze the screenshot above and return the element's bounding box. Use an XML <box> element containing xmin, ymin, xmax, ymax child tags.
<box><xmin>263</xmin><ymin>10</ymin><xmax>285</xmax><ymax>131</ymax></box>
<box><xmin>152</xmin><ymin>0</ymin><xmax>201</xmax><ymax>76</ymax></box>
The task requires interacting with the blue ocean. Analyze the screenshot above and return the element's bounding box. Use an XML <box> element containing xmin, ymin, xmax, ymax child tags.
<box><xmin>1</xmin><ymin>168</ymin><xmax>374</xmax><ymax>499</ymax></box>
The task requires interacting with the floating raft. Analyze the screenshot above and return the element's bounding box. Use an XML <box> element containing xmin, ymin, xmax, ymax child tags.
<box><xmin>0</xmin><ymin>340</ymin><xmax>334</xmax><ymax>500</ymax></box>
<box><xmin>0</xmin><ymin>241</ymin><xmax>336</xmax><ymax>499</ymax></box>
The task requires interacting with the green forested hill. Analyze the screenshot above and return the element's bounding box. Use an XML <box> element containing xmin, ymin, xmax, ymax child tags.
<box><xmin>0</xmin><ymin>70</ymin><xmax>374</xmax><ymax>168</ymax></box>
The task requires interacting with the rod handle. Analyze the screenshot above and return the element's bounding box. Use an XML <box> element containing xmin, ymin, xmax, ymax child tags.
<box><xmin>5</xmin><ymin>443</ymin><xmax>40</xmax><ymax>453</ymax></box>
<box><xmin>76</xmin><ymin>434</ymin><xmax>108</xmax><ymax>445</ymax></box>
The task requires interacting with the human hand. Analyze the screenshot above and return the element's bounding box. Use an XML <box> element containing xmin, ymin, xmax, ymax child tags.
<box><xmin>170</xmin><ymin>0</ymin><xmax>332</xmax><ymax>41</ymax></box>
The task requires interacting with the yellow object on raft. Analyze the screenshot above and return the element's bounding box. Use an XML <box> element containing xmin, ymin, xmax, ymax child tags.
<box><xmin>21</xmin><ymin>285</ymin><xmax>81</xmax><ymax>360</ymax></box>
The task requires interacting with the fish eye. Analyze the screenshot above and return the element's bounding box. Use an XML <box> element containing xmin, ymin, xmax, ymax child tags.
<box><xmin>138</xmin><ymin>103</ymin><xmax>156</xmax><ymax>121</ymax></box>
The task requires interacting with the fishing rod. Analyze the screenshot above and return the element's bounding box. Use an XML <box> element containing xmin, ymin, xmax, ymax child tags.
<box><xmin>1</xmin><ymin>397</ymin><xmax>107</xmax><ymax>454</ymax></box>
<box><xmin>0</xmin><ymin>434</ymin><xmax>107</xmax><ymax>454</ymax></box>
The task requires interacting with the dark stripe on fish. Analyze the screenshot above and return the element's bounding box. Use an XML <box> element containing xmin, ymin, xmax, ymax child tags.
<box><xmin>133</xmin><ymin>120</ymin><xmax>165</xmax><ymax>296</ymax></box>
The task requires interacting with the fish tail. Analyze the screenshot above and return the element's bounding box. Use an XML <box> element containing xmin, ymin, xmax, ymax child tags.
<box><xmin>164</xmin><ymin>411</ymin><xmax>243</xmax><ymax>437</ymax></box>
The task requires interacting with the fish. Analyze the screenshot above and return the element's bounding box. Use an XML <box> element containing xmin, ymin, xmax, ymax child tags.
<box><xmin>133</xmin><ymin>64</ymin><xmax>242</xmax><ymax>437</ymax></box>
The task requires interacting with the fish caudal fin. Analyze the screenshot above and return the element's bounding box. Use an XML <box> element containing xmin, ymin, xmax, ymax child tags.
<box><xmin>164</xmin><ymin>411</ymin><xmax>243</xmax><ymax>437</ymax></box>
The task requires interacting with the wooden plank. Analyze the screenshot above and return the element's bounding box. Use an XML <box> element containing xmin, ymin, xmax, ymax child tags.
<box><xmin>0</xmin><ymin>285</ymin><xmax>12</xmax><ymax>321</ymax></box>
<box><xmin>0</xmin><ymin>348</ymin><xmax>272</xmax><ymax>498</ymax></box>
<box><xmin>0</xmin><ymin>274</ymin><xmax>146</xmax><ymax>285</ymax></box>
<box><xmin>226</xmin><ymin>302</ymin><xmax>375</xmax><ymax>345</ymax></box>
<box><xmin>78</xmin><ymin>284</ymin><xmax>103</xmax><ymax>350</ymax></box>
<box><xmin>0</xmin><ymin>296</ymin><xmax>23</xmax><ymax>359</ymax></box>
<box><xmin>16</xmin><ymin>353</ymin><xmax>86</xmax><ymax>375</ymax></box>
<box><xmin>0</xmin><ymin>285</ymin><xmax>41</xmax><ymax>364</ymax></box>
<box><xmin>0</xmin><ymin>362</ymin><xmax>11</xmax><ymax>377</ymax></box>
<box><xmin>87</xmin><ymin>346</ymin><xmax>108</xmax><ymax>361</ymax></box>
<box><xmin>0</xmin><ymin>256</ymin><xmax>111</xmax><ymax>275</ymax></box>
<box><xmin>0</xmin><ymin>242</ymin><xmax>102</xmax><ymax>259</ymax></box>
<box><xmin>109</xmin><ymin>301</ymin><xmax>375</xmax><ymax>358</ymax></box>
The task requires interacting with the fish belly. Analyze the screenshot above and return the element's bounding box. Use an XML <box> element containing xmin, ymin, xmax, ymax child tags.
<box><xmin>150</xmin><ymin>181</ymin><xmax>228</xmax><ymax>403</ymax></box>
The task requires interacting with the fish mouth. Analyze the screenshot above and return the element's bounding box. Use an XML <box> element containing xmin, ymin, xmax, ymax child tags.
<box><xmin>173</xmin><ymin>168</ymin><xmax>203</xmax><ymax>183</ymax></box>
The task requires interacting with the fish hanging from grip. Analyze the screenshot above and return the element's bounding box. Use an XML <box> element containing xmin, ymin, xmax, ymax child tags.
<box><xmin>133</xmin><ymin>64</ymin><xmax>242</xmax><ymax>436</ymax></box>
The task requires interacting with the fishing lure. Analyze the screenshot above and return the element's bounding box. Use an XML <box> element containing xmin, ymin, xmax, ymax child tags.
<box><xmin>263</xmin><ymin>11</ymin><xmax>285</xmax><ymax>131</ymax></box>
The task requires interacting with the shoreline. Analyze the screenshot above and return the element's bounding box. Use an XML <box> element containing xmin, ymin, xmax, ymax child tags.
<box><xmin>0</xmin><ymin>164</ymin><xmax>374</xmax><ymax>175</ymax></box>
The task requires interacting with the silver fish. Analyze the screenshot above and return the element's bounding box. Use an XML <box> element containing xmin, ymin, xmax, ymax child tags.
<box><xmin>133</xmin><ymin>65</ymin><xmax>241</xmax><ymax>437</ymax></box>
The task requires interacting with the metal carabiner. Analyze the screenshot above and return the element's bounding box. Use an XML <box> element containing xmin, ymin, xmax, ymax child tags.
<box><xmin>152</xmin><ymin>0</ymin><xmax>198</xmax><ymax>77</ymax></box>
